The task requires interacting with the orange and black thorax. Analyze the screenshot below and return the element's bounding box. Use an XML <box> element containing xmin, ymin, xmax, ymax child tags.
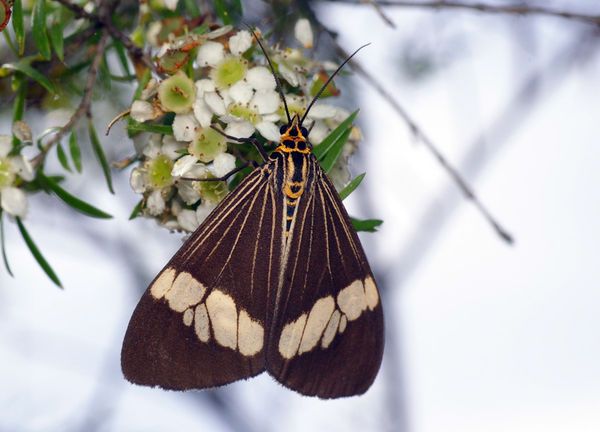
<box><xmin>267</xmin><ymin>116</ymin><xmax>317</xmax><ymax>235</ymax></box>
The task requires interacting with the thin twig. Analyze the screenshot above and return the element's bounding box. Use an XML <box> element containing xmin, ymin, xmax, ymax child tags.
<box><xmin>31</xmin><ymin>29</ymin><xmax>109</xmax><ymax>167</ymax></box>
<box><xmin>360</xmin><ymin>0</ymin><xmax>396</xmax><ymax>28</ymax></box>
<box><xmin>330</xmin><ymin>0</ymin><xmax>600</xmax><ymax>26</ymax></box>
<box><xmin>53</xmin><ymin>0</ymin><xmax>157</xmax><ymax>72</ymax></box>
<box><xmin>333</xmin><ymin>42</ymin><xmax>513</xmax><ymax>243</ymax></box>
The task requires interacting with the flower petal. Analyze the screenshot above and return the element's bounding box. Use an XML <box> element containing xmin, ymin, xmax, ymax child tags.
<box><xmin>229</xmin><ymin>81</ymin><xmax>253</xmax><ymax>104</ymax></box>
<box><xmin>255</xmin><ymin>121</ymin><xmax>281</xmax><ymax>142</ymax></box>
<box><xmin>224</xmin><ymin>120</ymin><xmax>254</xmax><ymax>139</ymax></box>
<box><xmin>178</xmin><ymin>209</ymin><xmax>199</xmax><ymax>232</ymax></box>
<box><xmin>172</xmin><ymin>113</ymin><xmax>200</xmax><ymax>142</ymax></box>
<box><xmin>246</xmin><ymin>66</ymin><xmax>276</xmax><ymax>91</ymax></box>
<box><xmin>161</xmin><ymin>135</ymin><xmax>186</xmax><ymax>160</ymax></box>
<box><xmin>9</xmin><ymin>155</ymin><xmax>34</xmax><ymax>182</ymax></box>
<box><xmin>131</xmin><ymin>100</ymin><xmax>157</xmax><ymax>122</ymax></box>
<box><xmin>193</xmin><ymin>99</ymin><xmax>214</xmax><ymax>128</ymax></box>
<box><xmin>195</xmin><ymin>79</ymin><xmax>216</xmax><ymax>98</ymax></box>
<box><xmin>211</xmin><ymin>153</ymin><xmax>236</xmax><ymax>177</ymax></box>
<box><xmin>294</xmin><ymin>18</ymin><xmax>313</xmax><ymax>49</ymax></box>
<box><xmin>250</xmin><ymin>90</ymin><xmax>280</xmax><ymax>115</ymax></box>
<box><xmin>1</xmin><ymin>186</ymin><xmax>28</xmax><ymax>218</ymax></box>
<box><xmin>305</xmin><ymin>103</ymin><xmax>337</xmax><ymax>120</ymax></box>
<box><xmin>0</xmin><ymin>135</ymin><xmax>11</xmax><ymax>157</ymax></box>
<box><xmin>229</xmin><ymin>30</ymin><xmax>252</xmax><ymax>55</ymax></box>
<box><xmin>196</xmin><ymin>201</ymin><xmax>217</xmax><ymax>225</ymax></box>
<box><xmin>204</xmin><ymin>91</ymin><xmax>226</xmax><ymax>116</ymax></box>
<box><xmin>308</xmin><ymin>120</ymin><xmax>328</xmax><ymax>145</ymax></box>
<box><xmin>146</xmin><ymin>189</ymin><xmax>165</xmax><ymax>216</ymax></box>
<box><xmin>278</xmin><ymin>62</ymin><xmax>299</xmax><ymax>87</ymax></box>
<box><xmin>171</xmin><ymin>154</ymin><xmax>199</xmax><ymax>177</ymax></box>
<box><xmin>196</xmin><ymin>41</ymin><xmax>225</xmax><ymax>67</ymax></box>
<box><xmin>130</xmin><ymin>167</ymin><xmax>148</xmax><ymax>193</ymax></box>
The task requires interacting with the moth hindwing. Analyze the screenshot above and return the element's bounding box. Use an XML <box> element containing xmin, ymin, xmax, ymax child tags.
<box><xmin>121</xmin><ymin>31</ymin><xmax>383</xmax><ymax>399</ymax></box>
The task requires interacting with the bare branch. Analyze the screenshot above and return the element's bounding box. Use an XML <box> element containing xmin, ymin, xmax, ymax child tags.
<box><xmin>329</xmin><ymin>0</ymin><xmax>600</xmax><ymax>26</ymax></box>
<box><xmin>360</xmin><ymin>0</ymin><xmax>396</xmax><ymax>28</ymax></box>
<box><xmin>333</xmin><ymin>42</ymin><xmax>513</xmax><ymax>243</ymax></box>
<box><xmin>31</xmin><ymin>29</ymin><xmax>109</xmax><ymax>167</ymax></box>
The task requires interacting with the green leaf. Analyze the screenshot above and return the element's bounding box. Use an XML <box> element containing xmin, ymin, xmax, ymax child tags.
<box><xmin>351</xmin><ymin>217</ymin><xmax>383</xmax><ymax>233</ymax></box>
<box><xmin>338</xmin><ymin>173</ymin><xmax>365</xmax><ymax>201</ymax></box>
<box><xmin>113</xmin><ymin>40</ymin><xmax>131</xmax><ymax>76</ymax></box>
<box><xmin>12</xmin><ymin>0</ymin><xmax>25</xmax><ymax>55</ymax></box>
<box><xmin>88</xmin><ymin>120</ymin><xmax>114</xmax><ymax>194</ymax></box>
<box><xmin>313</xmin><ymin>110</ymin><xmax>358</xmax><ymax>161</ymax></box>
<box><xmin>0</xmin><ymin>210</ymin><xmax>13</xmax><ymax>277</ymax></box>
<box><xmin>32</xmin><ymin>0</ymin><xmax>51</xmax><ymax>60</ymax></box>
<box><xmin>38</xmin><ymin>173</ymin><xmax>113</xmax><ymax>219</ymax></box>
<box><xmin>232</xmin><ymin>0</ymin><xmax>243</xmax><ymax>14</ymax></box>
<box><xmin>16</xmin><ymin>217</ymin><xmax>62</xmax><ymax>288</ymax></box>
<box><xmin>3</xmin><ymin>31</ymin><xmax>18</xmax><ymax>57</ymax></box>
<box><xmin>49</xmin><ymin>15</ymin><xmax>64</xmax><ymax>62</ymax></box>
<box><xmin>126</xmin><ymin>122</ymin><xmax>174</xmax><ymax>135</ymax></box>
<box><xmin>56</xmin><ymin>143</ymin><xmax>72</xmax><ymax>172</ymax></box>
<box><xmin>134</xmin><ymin>68</ymin><xmax>151</xmax><ymax>100</ymax></box>
<box><xmin>183</xmin><ymin>0</ymin><xmax>201</xmax><ymax>17</ymax></box>
<box><xmin>320</xmin><ymin>127</ymin><xmax>351</xmax><ymax>174</ymax></box>
<box><xmin>13</xmin><ymin>79</ymin><xmax>25</xmax><ymax>122</ymax></box>
<box><xmin>214</xmin><ymin>0</ymin><xmax>231</xmax><ymax>25</ymax></box>
<box><xmin>69</xmin><ymin>131</ymin><xmax>82</xmax><ymax>173</ymax></box>
<box><xmin>129</xmin><ymin>199</ymin><xmax>143</xmax><ymax>220</ymax></box>
<box><xmin>4</xmin><ymin>62</ymin><xmax>55</xmax><ymax>93</ymax></box>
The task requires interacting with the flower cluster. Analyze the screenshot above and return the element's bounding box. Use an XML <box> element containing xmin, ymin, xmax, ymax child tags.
<box><xmin>129</xmin><ymin>20</ymin><xmax>362</xmax><ymax>233</ymax></box>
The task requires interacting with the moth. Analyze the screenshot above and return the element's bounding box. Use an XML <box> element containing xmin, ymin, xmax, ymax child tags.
<box><xmin>121</xmin><ymin>32</ymin><xmax>384</xmax><ymax>399</ymax></box>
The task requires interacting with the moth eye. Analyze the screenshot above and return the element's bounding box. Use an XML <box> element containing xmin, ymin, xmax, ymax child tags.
<box><xmin>300</xmin><ymin>127</ymin><xmax>308</xmax><ymax>137</ymax></box>
<box><xmin>279</xmin><ymin>125</ymin><xmax>289</xmax><ymax>135</ymax></box>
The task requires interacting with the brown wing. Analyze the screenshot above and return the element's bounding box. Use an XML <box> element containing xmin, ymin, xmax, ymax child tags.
<box><xmin>266</xmin><ymin>158</ymin><xmax>384</xmax><ymax>398</ymax></box>
<box><xmin>122</xmin><ymin>166</ymin><xmax>284</xmax><ymax>390</ymax></box>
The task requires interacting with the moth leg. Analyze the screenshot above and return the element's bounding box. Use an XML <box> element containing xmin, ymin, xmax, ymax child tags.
<box><xmin>179</xmin><ymin>160</ymin><xmax>259</xmax><ymax>182</ymax></box>
<box><xmin>210</xmin><ymin>125</ymin><xmax>269</xmax><ymax>162</ymax></box>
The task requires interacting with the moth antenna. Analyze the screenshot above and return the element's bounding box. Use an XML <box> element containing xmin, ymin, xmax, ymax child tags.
<box><xmin>247</xmin><ymin>25</ymin><xmax>292</xmax><ymax>124</ymax></box>
<box><xmin>300</xmin><ymin>43</ymin><xmax>370</xmax><ymax>126</ymax></box>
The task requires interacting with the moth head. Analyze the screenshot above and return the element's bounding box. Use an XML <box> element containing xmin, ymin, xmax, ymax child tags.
<box><xmin>279</xmin><ymin>114</ymin><xmax>308</xmax><ymax>139</ymax></box>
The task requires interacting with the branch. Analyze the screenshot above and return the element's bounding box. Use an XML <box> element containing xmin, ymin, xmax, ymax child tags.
<box><xmin>333</xmin><ymin>42</ymin><xmax>513</xmax><ymax>243</ymax></box>
<box><xmin>329</xmin><ymin>0</ymin><xmax>600</xmax><ymax>26</ymax></box>
<box><xmin>53</xmin><ymin>0</ymin><xmax>157</xmax><ymax>73</ymax></box>
<box><xmin>31</xmin><ymin>29</ymin><xmax>109</xmax><ymax>167</ymax></box>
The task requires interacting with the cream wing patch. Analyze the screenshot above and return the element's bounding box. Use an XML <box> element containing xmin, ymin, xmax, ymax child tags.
<box><xmin>149</xmin><ymin>267</ymin><xmax>264</xmax><ymax>356</ymax></box>
<box><xmin>277</xmin><ymin>277</ymin><xmax>379</xmax><ymax>358</ymax></box>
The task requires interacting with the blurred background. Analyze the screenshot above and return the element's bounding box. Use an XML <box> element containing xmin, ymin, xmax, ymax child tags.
<box><xmin>1</xmin><ymin>0</ymin><xmax>599</xmax><ymax>431</ymax></box>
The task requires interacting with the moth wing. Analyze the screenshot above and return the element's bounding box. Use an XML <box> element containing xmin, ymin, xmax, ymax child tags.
<box><xmin>122</xmin><ymin>167</ymin><xmax>283</xmax><ymax>390</ymax></box>
<box><xmin>266</xmin><ymin>161</ymin><xmax>384</xmax><ymax>398</ymax></box>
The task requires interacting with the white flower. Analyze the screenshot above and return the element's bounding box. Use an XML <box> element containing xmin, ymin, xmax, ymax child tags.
<box><xmin>195</xmin><ymin>79</ymin><xmax>216</xmax><ymax>97</ymax></box>
<box><xmin>193</xmin><ymin>99</ymin><xmax>213</xmax><ymax>128</ymax></box>
<box><xmin>178</xmin><ymin>209</ymin><xmax>199</xmax><ymax>232</ymax></box>
<box><xmin>255</xmin><ymin>121</ymin><xmax>280</xmax><ymax>141</ymax></box>
<box><xmin>141</xmin><ymin>78</ymin><xmax>159</xmax><ymax>99</ymax></box>
<box><xmin>161</xmin><ymin>135</ymin><xmax>186</xmax><ymax>159</ymax></box>
<box><xmin>1</xmin><ymin>186</ymin><xmax>28</xmax><ymax>218</ymax></box>
<box><xmin>229</xmin><ymin>81</ymin><xmax>253</xmax><ymax>104</ymax></box>
<box><xmin>9</xmin><ymin>155</ymin><xmax>34</xmax><ymax>181</ymax></box>
<box><xmin>229</xmin><ymin>30</ymin><xmax>252</xmax><ymax>55</ymax></box>
<box><xmin>197</xmin><ymin>41</ymin><xmax>225</xmax><ymax>67</ymax></box>
<box><xmin>212</xmin><ymin>153</ymin><xmax>236</xmax><ymax>177</ymax></box>
<box><xmin>204</xmin><ymin>25</ymin><xmax>233</xmax><ymax>40</ymax></box>
<box><xmin>308</xmin><ymin>120</ymin><xmax>329</xmax><ymax>145</ymax></box>
<box><xmin>171</xmin><ymin>154</ymin><xmax>199</xmax><ymax>177</ymax></box>
<box><xmin>250</xmin><ymin>90</ymin><xmax>280</xmax><ymax>115</ymax></box>
<box><xmin>224</xmin><ymin>120</ymin><xmax>254</xmax><ymax>138</ymax></box>
<box><xmin>278</xmin><ymin>62</ymin><xmax>299</xmax><ymax>87</ymax></box>
<box><xmin>246</xmin><ymin>66</ymin><xmax>276</xmax><ymax>91</ymax></box>
<box><xmin>196</xmin><ymin>201</ymin><xmax>217</xmax><ymax>225</ymax></box>
<box><xmin>146</xmin><ymin>189</ymin><xmax>165</xmax><ymax>216</ymax></box>
<box><xmin>305</xmin><ymin>104</ymin><xmax>338</xmax><ymax>120</ymax></box>
<box><xmin>294</xmin><ymin>19</ymin><xmax>313</xmax><ymax>49</ymax></box>
<box><xmin>13</xmin><ymin>121</ymin><xmax>32</xmax><ymax>142</ymax></box>
<box><xmin>130</xmin><ymin>168</ymin><xmax>147</xmax><ymax>193</ymax></box>
<box><xmin>172</xmin><ymin>113</ymin><xmax>200</xmax><ymax>141</ymax></box>
<box><xmin>204</xmin><ymin>92</ymin><xmax>227</xmax><ymax>116</ymax></box>
<box><xmin>131</xmin><ymin>100</ymin><xmax>157</xmax><ymax>122</ymax></box>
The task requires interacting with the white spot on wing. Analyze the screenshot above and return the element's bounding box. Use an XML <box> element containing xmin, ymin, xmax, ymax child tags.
<box><xmin>337</xmin><ymin>280</ymin><xmax>367</xmax><ymax>321</ymax></box>
<box><xmin>194</xmin><ymin>303</ymin><xmax>210</xmax><ymax>342</ymax></box>
<box><xmin>321</xmin><ymin>309</ymin><xmax>341</xmax><ymax>349</ymax></box>
<box><xmin>206</xmin><ymin>290</ymin><xmax>237</xmax><ymax>349</ymax></box>
<box><xmin>299</xmin><ymin>296</ymin><xmax>335</xmax><ymax>354</ymax></box>
<box><xmin>183</xmin><ymin>308</ymin><xmax>194</xmax><ymax>326</ymax></box>
<box><xmin>364</xmin><ymin>276</ymin><xmax>379</xmax><ymax>310</ymax></box>
<box><xmin>164</xmin><ymin>272</ymin><xmax>206</xmax><ymax>313</ymax></box>
<box><xmin>339</xmin><ymin>314</ymin><xmax>347</xmax><ymax>333</ymax></box>
<box><xmin>278</xmin><ymin>313</ymin><xmax>307</xmax><ymax>359</ymax></box>
<box><xmin>238</xmin><ymin>310</ymin><xmax>264</xmax><ymax>356</ymax></box>
<box><xmin>150</xmin><ymin>267</ymin><xmax>176</xmax><ymax>299</ymax></box>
